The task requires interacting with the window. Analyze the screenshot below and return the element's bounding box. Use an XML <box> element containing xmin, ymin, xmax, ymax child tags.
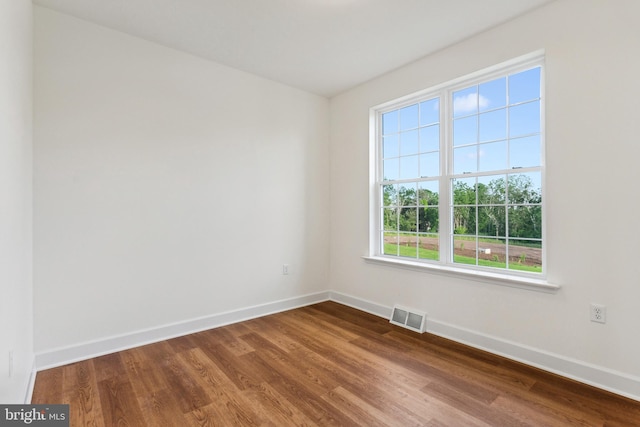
<box><xmin>372</xmin><ymin>54</ymin><xmax>544</xmax><ymax>279</ymax></box>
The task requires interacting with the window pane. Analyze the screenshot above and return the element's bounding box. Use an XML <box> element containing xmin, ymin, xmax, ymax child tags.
<box><xmin>479</xmin><ymin>109</ymin><xmax>507</xmax><ymax>142</ymax></box>
<box><xmin>477</xmin><ymin>175</ymin><xmax>506</xmax><ymax>205</ymax></box>
<box><xmin>400</xmin><ymin>129</ymin><xmax>419</xmax><ymax>156</ymax></box>
<box><xmin>383</xmin><ymin>134</ymin><xmax>399</xmax><ymax>158</ymax></box>
<box><xmin>479</xmin><ymin>77</ymin><xmax>506</xmax><ymax>111</ymax></box>
<box><xmin>508</xmin><ymin>239</ymin><xmax>542</xmax><ymax>273</ymax></box>
<box><xmin>399</xmin><ymin>156</ymin><xmax>419</xmax><ymax>180</ymax></box>
<box><xmin>399</xmin><ymin>104</ymin><xmax>419</xmax><ymax>130</ymax></box>
<box><xmin>478</xmin><ymin>140</ymin><xmax>507</xmax><ymax>172</ymax></box>
<box><xmin>478</xmin><ymin>238</ymin><xmax>506</xmax><ymax>269</ymax></box>
<box><xmin>398</xmin><ymin>233</ymin><xmax>419</xmax><ymax>258</ymax></box>
<box><xmin>399</xmin><ymin>208</ymin><xmax>417</xmax><ymax>232</ymax></box>
<box><xmin>382</xmin><ymin>208</ymin><xmax>397</xmax><ymax>231</ymax></box>
<box><xmin>419</xmin><ymin>124</ymin><xmax>439</xmax><ymax>152</ymax></box>
<box><xmin>478</xmin><ymin>206</ymin><xmax>506</xmax><ymax>237</ymax></box>
<box><xmin>452</xmin><ymin>177</ymin><xmax>476</xmax><ymax>205</ymax></box>
<box><xmin>453</xmin><ymin>86</ymin><xmax>479</xmax><ymax>117</ymax></box>
<box><xmin>418</xmin><ymin>207</ymin><xmax>439</xmax><ymax>233</ymax></box>
<box><xmin>453</xmin><ymin>145</ymin><xmax>477</xmax><ymax>174</ymax></box>
<box><xmin>418</xmin><ymin>233</ymin><xmax>439</xmax><ymax>260</ymax></box>
<box><xmin>507</xmin><ymin>172</ymin><xmax>541</xmax><ymax>204</ymax></box>
<box><xmin>453</xmin><ymin>236</ymin><xmax>476</xmax><ymax>265</ymax></box>
<box><xmin>383</xmin><ymin>232</ymin><xmax>399</xmax><ymax>256</ymax></box>
<box><xmin>420</xmin><ymin>98</ymin><xmax>439</xmax><ymax>125</ymax></box>
<box><xmin>453</xmin><ymin>206</ymin><xmax>476</xmax><ymax>235</ymax></box>
<box><xmin>418</xmin><ymin>181</ymin><xmax>439</xmax><ymax>206</ymax></box>
<box><xmin>398</xmin><ymin>182</ymin><xmax>417</xmax><ymax>206</ymax></box>
<box><xmin>509</xmin><ymin>101</ymin><xmax>540</xmax><ymax>137</ymax></box>
<box><xmin>382</xmin><ymin>184</ymin><xmax>396</xmax><ymax>206</ymax></box>
<box><xmin>510</xmin><ymin>135</ymin><xmax>540</xmax><ymax>168</ymax></box>
<box><xmin>382</xmin><ymin>110</ymin><xmax>398</xmax><ymax>135</ymax></box>
<box><xmin>419</xmin><ymin>152</ymin><xmax>439</xmax><ymax>177</ymax></box>
<box><xmin>509</xmin><ymin>68</ymin><xmax>540</xmax><ymax>104</ymax></box>
<box><xmin>453</xmin><ymin>115</ymin><xmax>477</xmax><ymax>146</ymax></box>
<box><xmin>383</xmin><ymin>158</ymin><xmax>399</xmax><ymax>181</ymax></box>
<box><xmin>508</xmin><ymin>206</ymin><xmax>542</xmax><ymax>239</ymax></box>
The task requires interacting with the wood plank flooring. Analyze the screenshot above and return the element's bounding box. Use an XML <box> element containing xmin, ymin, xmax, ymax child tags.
<box><xmin>32</xmin><ymin>301</ymin><xmax>640</xmax><ymax>426</ymax></box>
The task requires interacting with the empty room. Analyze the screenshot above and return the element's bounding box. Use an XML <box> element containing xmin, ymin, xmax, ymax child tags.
<box><xmin>2</xmin><ymin>0</ymin><xmax>640</xmax><ymax>425</ymax></box>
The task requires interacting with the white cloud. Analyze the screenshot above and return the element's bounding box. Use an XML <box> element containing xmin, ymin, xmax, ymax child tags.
<box><xmin>454</xmin><ymin>93</ymin><xmax>489</xmax><ymax>113</ymax></box>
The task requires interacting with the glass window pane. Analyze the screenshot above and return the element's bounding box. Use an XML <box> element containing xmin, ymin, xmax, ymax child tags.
<box><xmin>478</xmin><ymin>206</ymin><xmax>506</xmax><ymax>237</ymax></box>
<box><xmin>508</xmin><ymin>206</ymin><xmax>542</xmax><ymax>239</ymax></box>
<box><xmin>399</xmin><ymin>155</ymin><xmax>419</xmax><ymax>180</ymax></box>
<box><xmin>478</xmin><ymin>238</ymin><xmax>506</xmax><ymax>269</ymax></box>
<box><xmin>453</xmin><ymin>145</ymin><xmax>477</xmax><ymax>175</ymax></box>
<box><xmin>398</xmin><ymin>182</ymin><xmax>417</xmax><ymax>207</ymax></box>
<box><xmin>420</xmin><ymin>98</ymin><xmax>439</xmax><ymax>125</ymax></box>
<box><xmin>452</xmin><ymin>206</ymin><xmax>476</xmax><ymax>235</ymax></box>
<box><xmin>509</xmin><ymin>101</ymin><xmax>540</xmax><ymax>137</ymax></box>
<box><xmin>509</xmin><ymin>67</ymin><xmax>541</xmax><ymax>104</ymax></box>
<box><xmin>383</xmin><ymin>208</ymin><xmax>398</xmax><ymax>231</ymax></box>
<box><xmin>383</xmin><ymin>134</ymin><xmax>398</xmax><ymax>158</ymax></box>
<box><xmin>418</xmin><ymin>233</ymin><xmax>439</xmax><ymax>260</ymax></box>
<box><xmin>382</xmin><ymin>110</ymin><xmax>398</xmax><ymax>135</ymax></box>
<box><xmin>453</xmin><ymin>86</ymin><xmax>478</xmax><ymax>117</ymax></box>
<box><xmin>507</xmin><ymin>172</ymin><xmax>541</xmax><ymax>204</ymax></box>
<box><xmin>418</xmin><ymin>208</ymin><xmax>439</xmax><ymax>233</ymax></box>
<box><xmin>400</xmin><ymin>129</ymin><xmax>419</xmax><ymax>156</ymax></box>
<box><xmin>418</xmin><ymin>181</ymin><xmax>439</xmax><ymax>207</ymax></box>
<box><xmin>383</xmin><ymin>232</ymin><xmax>399</xmax><ymax>256</ymax></box>
<box><xmin>419</xmin><ymin>152</ymin><xmax>439</xmax><ymax>177</ymax></box>
<box><xmin>452</xmin><ymin>177</ymin><xmax>476</xmax><ymax>205</ymax></box>
<box><xmin>399</xmin><ymin>104</ymin><xmax>419</xmax><ymax>130</ymax></box>
<box><xmin>382</xmin><ymin>184</ymin><xmax>397</xmax><ymax>206</ymax></box>
<box><xmin>479</xmin><ymin>77</ymin><xmax>506</xmax><ymax>111</ymax></box>
<box><xmin>477</xmin><ymin>175</ymin><xmax>506</xmax><ymax>205</ymax></box>
<box><xmin>399</xmin><ymin>207</ymin><xmax>417</xmax><ymax>232</ymax></box>
<box><xmin>453</xmin><ymin>115</ymin><xmax>478</xmax><ymax>146</ymax></box>
<box><xmin>479</xmin><ymin>109</ymin><xmax>507</xmax><ymax>142</ymax></box>
<box><xmin>510</xmin><ymin>135</ymin><xmax>540</xmax><ymax>168</ymax></box>
<box><xmin>453</xmin><ymin>236</ymin><xmax>476</xmax><ymax>265</ymax></box>
<box><xmin>508</xmin><ymin>239</ymin><xmax>542</xmax><ymax>273</ymax></box>
<box><xmin>383</xmin><ymin>158</ymin><xmax>399</xmax><ymax>181</ymax></box>
<box><xmin>419</xmin><ymin>124</ymin><xmax>439</xmax><ymax>152</ymax></box>
<box><xmin>478</xmin><ymin>140</ymin><xmax>507</xmax><ymax>172</ymax></box>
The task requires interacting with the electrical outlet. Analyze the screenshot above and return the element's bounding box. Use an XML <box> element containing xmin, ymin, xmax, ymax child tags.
<box><xmin>590</xmin><ymin>304</ymin><xmax>606</xmax><ymax>324</ymax></box>
<box><xmin>282</xmin><ymin>264</ymin><xmax>289</xmax><ymax>275</ymax></box>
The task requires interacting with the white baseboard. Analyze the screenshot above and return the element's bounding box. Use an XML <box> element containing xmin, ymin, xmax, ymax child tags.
<box><xmin>330</xmin><ymin>290</ymin><xmax>640</xmax><ymax>402</ymax></box>
<box><xmin>34</xmin><ymin>289</ymin><xmax>640</xmax><ymax>402</ymax></box>
<box><xmin>35</xmin><ymin>291</ymin><xmax>330</xmax><ymax>371</ymax></box>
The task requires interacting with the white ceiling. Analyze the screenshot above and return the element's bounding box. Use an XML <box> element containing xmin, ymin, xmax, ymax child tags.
<box><xmin>33</xmin><ymin>0</ymin><xmax>554</xmax><ymax>97</ymax></box>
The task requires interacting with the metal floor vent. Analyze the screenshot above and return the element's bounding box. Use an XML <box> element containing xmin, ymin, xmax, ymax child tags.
<box><xmin>390</xmin><ymin>305</ymin><xmax>426</xmax><ymax>333</ymax></box>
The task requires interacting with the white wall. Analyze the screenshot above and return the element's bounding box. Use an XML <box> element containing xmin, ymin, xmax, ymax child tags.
<box><xmin>330</xmin><ymin>0</ymin><xmax>640</xmax><ymax>397</ymax></box>
<box><xmin>34</xmin><ymin>7</ymin><xmax>330</xmax><ymax>354</ymax></box>
<box><xmin>0</xmin><ymin>0</ymin><xmax>34</xmax><ymax>403</ymax></box>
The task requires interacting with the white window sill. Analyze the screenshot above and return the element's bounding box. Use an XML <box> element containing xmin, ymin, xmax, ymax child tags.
<box><xmin>362</xmin><ymin>256</ymin><xmax>560</xmax><ymax>293</ymax></box>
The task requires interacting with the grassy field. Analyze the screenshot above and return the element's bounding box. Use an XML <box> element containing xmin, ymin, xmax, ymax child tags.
<box><xmin>383</xmin><ymin>243</ymin><xmax>541</xmax><ymax>273</ymax></box>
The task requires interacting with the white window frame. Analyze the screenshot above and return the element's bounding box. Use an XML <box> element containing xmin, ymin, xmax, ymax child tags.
<box><xmin>366</xmin><ymin>51</ymin><xmax>558</xmax><ymax>292</ymax></box>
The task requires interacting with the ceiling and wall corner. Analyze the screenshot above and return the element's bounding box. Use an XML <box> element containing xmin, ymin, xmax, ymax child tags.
<box><xmin>32</xmin><ymin>0</ymin><xmax>555</xmax><ymax>97</ymax></box>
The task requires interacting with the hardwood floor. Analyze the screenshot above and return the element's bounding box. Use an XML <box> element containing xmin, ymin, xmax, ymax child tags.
<box><xmin>32</xmin><ymin>301</ymin><xmax>640</xmax><ymax>426</ymax></box>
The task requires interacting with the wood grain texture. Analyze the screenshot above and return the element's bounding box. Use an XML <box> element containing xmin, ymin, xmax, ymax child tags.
<box><xmin>32</xmin><ymin>301</ymin><xmax>640</xmax><ymax>426</ymax></box>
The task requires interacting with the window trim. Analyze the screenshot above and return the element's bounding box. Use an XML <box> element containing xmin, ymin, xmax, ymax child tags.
<box><xmin>368</xmin><ymin>51</ymin><xmax>558</xmax><ymax>292</ymax></box>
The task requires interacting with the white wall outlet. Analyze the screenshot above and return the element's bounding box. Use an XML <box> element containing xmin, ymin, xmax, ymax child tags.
<box><xmin>590</xmin><ymin>304</ymin><xmax>606</xmax><ymax>324</ymax></box>
<box><xmin>282</xmin><ymin>264</ymin><xmax>289</xmax><ymax>275</ymax></box>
